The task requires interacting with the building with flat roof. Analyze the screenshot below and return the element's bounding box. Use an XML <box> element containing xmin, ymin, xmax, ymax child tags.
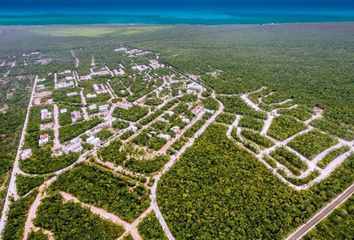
<box><xmin>39</xmin><ymin>134</ymin><xmax>49</xmax><ymax>146</ymax></box>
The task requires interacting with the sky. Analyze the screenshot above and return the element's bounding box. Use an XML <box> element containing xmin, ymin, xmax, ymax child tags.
<box><xmin>1</xmin><ymin>0</ymin><xmax>354</xmax><ymax>10</ymax></box>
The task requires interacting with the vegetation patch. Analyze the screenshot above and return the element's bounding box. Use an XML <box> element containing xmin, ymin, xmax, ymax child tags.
<box><xmin>138</xmin><ymin>213</ymin><xmax>168</xmax><ymax>240</ymax></box>
<box><xmin>20</xmin><ymin>148</ymin><xmax>79</xmax><ymax>174</ymax></box>
<box><xmin>241</xmin><ymin>129</ymin><xmax>274</xmax><ymax>148</ymax></box>
<box><xmin>157</xmin><ymin>124</ymin><xmax>354</xmax><ymax>239</ymax></box>
<box><xmin>113</xmin><ymin>105</ymin><xmax>149</xmax><ymax>122</ymax></box>
<box><xmin>51</xmin><ymin>163</ymin><xmax>150</xmax><ymax>222</ymax></box>
<box><xmin>288</xmin><ymin>130</ymin><xmax>338</xmax><ymax>160</ymax></box>
<box><xmin>317</xmin><ymin>146</ymin><xmax>350</xmax><ymax>169</ymax></box>
<box><xmin>238</xmin><ymin>116</ymin><xmax>264</xmax><ymax>132</ymax></box>
<box><xmin>59</xmin><ymin>118</ymin><xmax>102</xmax><ymax>142</ymax></box>
<box><xmin>218</xmin><ymin>95</ymin><xmax>266</xmax><ymax>119</ymax></box>
<box><xmin>16</xmin><ymin>175</ymin><xmax>48</xmax><ymax>196</ymax></box>
<box><xmin>34</xmin><ymin>194</ymin><xmax>124</xmax><ymax>239</ymax></box>
<box><xmin>304</xmin><ymin>196</ymin><xmax>354</xmax><ymax>240</ymax></box>
<box><xmin>2</xmin><ymin>191</ymin><xmax>37</xmax><ymax>240</ymax></box>
<box><xmin>268</xmin><ymin>115</ymin><xmax>306</xmax><ymax>141</ymax></box>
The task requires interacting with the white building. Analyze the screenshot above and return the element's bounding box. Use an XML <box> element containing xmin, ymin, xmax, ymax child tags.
<box><xmin>171</xmin><ymin>126</ymin><xmax>180</xmax><ymax>133</ymax></box>
<box><xmin>114</xmin><ymin>68</ymin><xmax>125</xmax><ymax>76</ymax></box>
<box><xmin>158</xmin><ymin>133</ymin><xmax>171</xmax><ymax>141</ymax></box>
<box><xmin>36</xmin><ymin>84</ymin><xmax>45</xmax><ymax>90</ymax></box>
<box><xmin>66</xmin><ymin>92</ymin><xmax>78</xmax><ymax>97</ymax></box>
<box><xmin>99</xmin><ymin>105</ymin><xmax>109</xmax><ymax>113</ymax></box>
<box><xmin>132</xmin><ymin>65</ymin><xmax>149</xmax><ymax>72</ymax></box>
<box><xmin>165</xmin><ymin>110</ymin><xmax>174</xmax><ymax>116</ymax></box>
<box><xmin>87</xmin><ymin>93</ymin><xmax>97</xmax><ymax>99</ymax></box>
<box><xmin>93</xmin><ymin>84</ymin><xmax>108</xmax><ymax>94</ymax></box>
<box><xmin>57</xmin><ymin>81</ymin><xmax>74</xmax><ymax>89</ymax></box>
<box><xmin>80</xmin><ymin>75</ymin><xmax>92</xmax><ymax>81</ymax></box>
<box><xmin>21</xmin><ymin>149</ymin><xmax>32</xmax><ymax>160</ymax></box>
<box><xmin>60</xmin><ymin>108</ymin><xmax>68</xmax><ymax>114</ymax></box>
<box><xmin>40</xmin><ymin>109</ymin><xmax>52</xmax><ymax>120</ymax></box>
<box><xmin>66</xmin><ymin>138</ymin><xmax>83</xmax><ymax>153</ymax></box>
<box><xmin>86</xmin><ymin>136</ymin><xmax>100</xmax><ymax>146</ymax></box>
<box><xmin>39</xmin><ymin>134</ymin><xmax>49</xmax><ymax>146</ymax></box>
<box><xmin>180</xmin><ymin>117</ymin><xmax>190</xmax><ymax>124</ymax></box>
<box><xmin>88</xmin><ymin>104</ymin><xmax>97</xmax><ymax>111</ymax></box>
<box><xmin>149</xmin><ymin>60</ymin><xmax>165</xmax><ymax>69</ymax></box>
<box><xmin>71</xmin><ymin>111</ymin><xmax>81</xmax><ymax>122</ymax></box>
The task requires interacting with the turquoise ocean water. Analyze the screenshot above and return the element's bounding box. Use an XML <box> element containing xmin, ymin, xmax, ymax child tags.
<box><xmin>1</xmin><ymin>8</ymin><xmax>354</xmax><ymax>25</ymax></box>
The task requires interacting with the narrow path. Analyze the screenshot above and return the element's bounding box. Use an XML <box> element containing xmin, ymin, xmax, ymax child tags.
<box><xmin>261</xmin><ymin>110</ymin><xmax>277</xmax><ymax>135</ymax></box>
<box><xmin>23</xmin><ymin>177</ymin><xmax>57</xmax><ymax>240</ymax></box>
<box><xmin>52</xmin><ymin>104</ymin><xmax>62</xmax><ymax>151</ymax></box>
<box><xmin>61</xmin><ymin>192</ymin><xmax>150</xmax><ymax>240</ymax></box>
<box><xmin>0</xmin><ymin>75</ymin><xmax>38</xmax><ymax>234</ymax></box>
<box><xmin>286</xmin><ymin>183</ymin><xmax>354</xmax><ymax>240</ymax></box>
<box><xmin>53</xmin><ymin>73</ymin><xmax>58</xmax><ymax>89</ymax></box>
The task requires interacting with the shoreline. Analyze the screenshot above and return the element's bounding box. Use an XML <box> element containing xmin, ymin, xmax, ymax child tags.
<box><xmin>1</xmin><ymin>21</ymin><xmax>354</xmax><ymax>28</ymax></box>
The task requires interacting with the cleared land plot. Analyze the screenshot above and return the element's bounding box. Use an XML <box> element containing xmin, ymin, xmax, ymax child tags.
<box><xmin>317</xmin><ymin>146</ymin><xmax>350</xmax><ymax>169</ymax></box>
<box><xmin>113</xmin><ymin>105</ymin><xmax>149</xmax><ymax>122</ymax></box>
<box><xmin>218</xmin><ymin>95</ymin><xmax>266</xmax><ymax>119</ymax></box>
<box><xmin>268</xmin><ymin>115</ymin><xmax>306</xmax><ymax>141</ymax></box>
<box><xmin>241</xmin><ymin>129</ymin><xmax>274</xmax><ymax>148</ymax></box>
<box><xmin>288</xmin><ymin>130</ymin><xmax>338</xmax><ymax>160</ymax></box>
<box><xmin>34</xmin><ymin>194</ymin><xmax>124</xmax><ymax>239</ymax></box>
<box><xmin>138</xmin><ymin>212</ymin><xmax>168</xmax><ymax>240</ymax></box>
<box><xmin>50</xmin><ymin>163</ymin><xmax>150</xmax><ymax>222</ymax></box>
<box><xmin>271</xmin><ymin>147</ymin><xmax>308</xmax><ymax>176</ymax></box>
<box><xmin>238</xmin><ymin>116</ymin><xmax>264</xmax><ymax>132</ymax></box>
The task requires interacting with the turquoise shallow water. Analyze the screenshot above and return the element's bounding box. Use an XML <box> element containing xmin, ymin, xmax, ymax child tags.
<box><xmin>1</xmin><ymin>8</ymin><xmax>354</xmax><ymax>25</ymax></box>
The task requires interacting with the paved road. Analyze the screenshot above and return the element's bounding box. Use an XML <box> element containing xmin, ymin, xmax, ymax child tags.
<box><xmin>286</xmin><ymin>183</ymin><xmax>354</xmax><ymax>240</ymax></box>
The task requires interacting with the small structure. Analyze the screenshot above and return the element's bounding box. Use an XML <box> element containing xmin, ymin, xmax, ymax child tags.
<box><xmin>21</xmin><ymin>149</ymin><xmax>32</xmax><ymax>160</ymax></box>
<box><xmin>114</xmin><ymin>68</ymin><xmax>125</xmax><ymax>76</ymax></box>
<box><xmin>131</xmin><ymin>124</ymin><xmax>138</xmax><ymax>133</ymax></box>
<box><xmin>57</xmin><ymin>81</ymin><xmax>74</xmax><ymax>89</ymax></box>
<box><xmin>80</xmin><ymin>75</ymin><xmax>92</xmax><ymax>81</ymax></box>
<box><xmin>36</xmin><ymin>84</ymin><xmax>45</xmax><ymax>90</ymax></box>
<box><xmin>149</xmin><ymin>60</ymin><xmax>165</xmax><ymax>69</ymax></box>
<box><xmin>60</xmin><ymin>108</ymin><xmax>68</xmax><ymax>114</ymax></box>
<box><xmin>88</xmin><ymin>104</ymin><xmax>97</xmax><ymax>111</ymax></box>
<box><xmin>158</xmin><ymin>133</ymin><xmax>171</xmax><ymax>141</ymax></box>
<box><xmin>93</xmin><ymin>84</ymin><xmax>108</xmax><ymax>94</ymax></box>
<box><xmin>87</xmin><ymin>93</ymin><xmax>97</xmax><ymax>99</ymax></box>
<box><xmin>71</xmin><ymin>111</ymin><xmax>81</xmax><ymax>123</ymax></box>
<box><xmin>171</xmin><ymin>126</ymin><xmax>180</xmax><ymax>133</ymax></box>
<box><xmin>65</xmin><ymin>76</ymin><xmax>74</xmax><ymax>81</ymax></box>
<box><xmin>159</xmin><ymin>117</ymin><xmax>170</xmax><ymax>124</ymax></box>
<box><xmin>180</xmin><ymin>117</ymin><xmax>190</xmax><ymax>124</ymax></box>
<box><xmin>86</xmin><ymin>136</ymin><xmax>100</xmax><ymax>146</ymax></box>
<box><xmin>132</xmin><ymin>65</ymin><xmax>149</xmax><ymax>72</ymax></box>
<box><xmin>40</xmin><ymin>109</ymin><xmax>52</xmax><ymax>120</ymax></box>
<box><xmin>187</xmin><ymin>82</ymin><xmax>203</xmax><ymax>94</ymax></box>
<box><xmin>98</xmin><ymin>105</ymin><xmax>109</xmax><ymax>113</ymax></box>
<box><xmin>66</xmin><ymin>138</ymin><xmax>83</xmax><ymax>153</ymax></box>
<box><xmin>165</xmin><ymin>110</ymin><xmax>174</xmax><ymax>116</ymax></box>
<box><xmin>115</xmin><ymin>101</ymin><xmax>132</xmax><ymax>110</ymax></box>
<box><xmin>40</xmin><ymin>122</ymin><xmax>53</xmax><ymax>131</ymax></box>
<box><xmin>39</xmin><ymin>134</ymin><xmax>49</xmax><ymax>146</ymax></box>
<box><xmin>66</xmin><ymin>92</ymin><xmax>78</xmax><ymax>97</ymax></box>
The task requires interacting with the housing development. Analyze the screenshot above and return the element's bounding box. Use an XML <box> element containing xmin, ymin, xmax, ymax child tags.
<box><xmin>0</xmin><ymin>24</ymin><xmax>353</xmax><ymax>240</ymax></box>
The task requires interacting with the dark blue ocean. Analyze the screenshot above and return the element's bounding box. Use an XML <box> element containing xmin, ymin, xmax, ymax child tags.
<box><xmin>1</xmin><ymin>6</ymin><xmax>354</xmax><ymax>25</ymax></box>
